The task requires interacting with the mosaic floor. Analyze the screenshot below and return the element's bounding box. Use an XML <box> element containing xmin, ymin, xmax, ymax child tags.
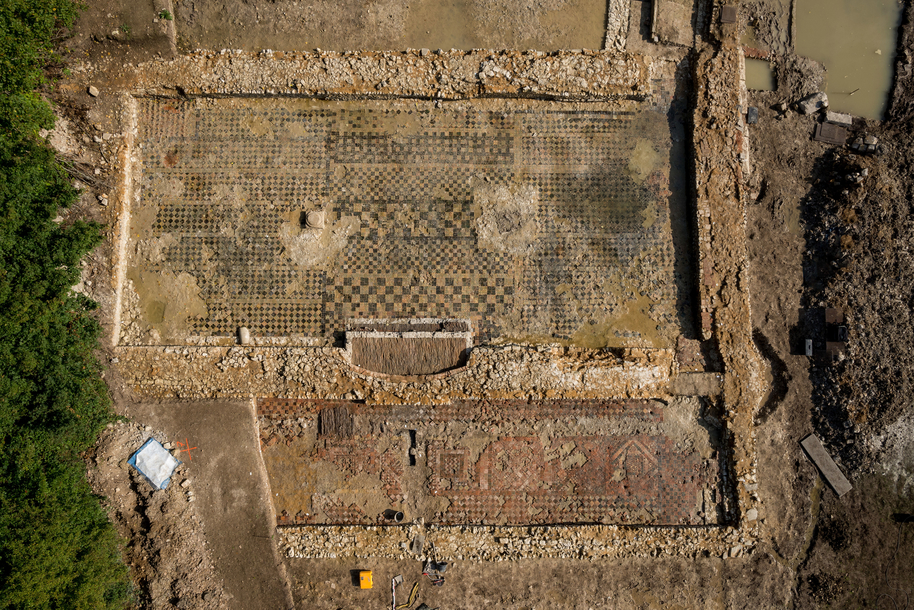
<box><xmin>257</xmin><ymin>399</ymin><xmax>722</xmax><ymax>526</ymax></box>
<box><xmin>123</xmin><ymin>98</ymin><xmax>686</xmax><ymax>346</ymax></box>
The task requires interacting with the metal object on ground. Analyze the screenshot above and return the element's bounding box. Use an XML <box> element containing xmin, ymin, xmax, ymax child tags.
<box><xmin>423</xmin><ymin>560</ymin><xmax>448</xmax><ymax>587</ymax></box>
<box><xmin>391</xmin><ymin>575</ymin><xmax>403</xmax><ymax>610</ymax></box>
<box><xmin>800</xmin><ymin>434</ymin><xmax>852</xmax><ymax>497</ymax></box>
<box><xmin>359</xmin><ymin>570</ymin><xmax>373</xmax><ymax>589</ymax></box>
<box><xmin>384</xmin><ymin>509</ymin><xmax>405</xmax><ymax>522</ymax></box>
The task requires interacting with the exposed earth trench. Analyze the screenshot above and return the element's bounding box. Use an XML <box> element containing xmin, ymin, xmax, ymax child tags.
<box><xmin>39</xmin><ymin>0</ymin><xmax>914</xmax><ymax>607</ymax></box>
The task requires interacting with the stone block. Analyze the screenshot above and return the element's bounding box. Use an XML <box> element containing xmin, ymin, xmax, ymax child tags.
<box><xmin>825</xmin><ymin>111</ymin><xmax>853</xmax><ymax>126</ymax></box>
<box><xmin>305</xmin><ymin>210</ymin><xmax>325</xmax><ymax>229</ymax></box>
<box><xmin>814</xmin><ymin>122</ymin><xmax>847</xmax><ymax>145</ymax></box>
<box><xmin>720</xmin><ymin>5</ymin><xmax>737</xmax><ymax>23</ymax></box>
<box><xmin>796</xmin><ymin>92</ymin><xmax>828</xmax><ymax>114</ymax></box>
<box><xmin>746</xmin><ymin>106</ymin><xmax>758</xmax><ymax>124</ymax></box>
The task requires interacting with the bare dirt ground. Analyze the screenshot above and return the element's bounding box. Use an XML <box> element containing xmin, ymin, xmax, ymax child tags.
<box><xmin>46</xmin><ymin>0</ymin><xmax>914</xmax><ymax>607</ymax></box>
<box><xmin>171</xmin><ymin>0</ymin><xmax>608</xmax><ymax>52</ymax></box>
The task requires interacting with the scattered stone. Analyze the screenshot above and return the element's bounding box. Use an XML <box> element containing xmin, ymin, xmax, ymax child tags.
<box><xmin>864</xmin><ymin>134</ymin><xmax>878</xmax><ymax>145</ymax></box>
<box><xmin>88</xmin><ymin>85</ymin><xmax>99</xmax><ymax>97</ymax></box>
<box><xmin>181</xmin><ymin>479</ymin><xmax>191</xmax><ymax>488</ymax></box>
<box><xmin>745</xmin><ymin>508</ymin><xmax>758</xmax><ymax>521</ymax></box>
<box><xmin>93</xmin><ymin>135</ymin><xmax>103</xmax><ymax>143</ymax></box>
<box><xmin>796</xmin><ymin>92</ymin><xmax>828</xmax><ymax>114</ymax></box>
<box><xmin>238</xmin><ymin>326</ymin><xmax>251</xmax><ymax>345</ymax></box>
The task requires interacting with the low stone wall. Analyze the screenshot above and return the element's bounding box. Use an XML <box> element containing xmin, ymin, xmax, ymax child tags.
<box><xmin>279</xmin><ymin>522</ymin><xmax>754</xmax><ymax>561</ymax></box>
<box><xmin>691</xmin><ymin>37</ymin><xmax>763</xmax><ymax>541</ymax></box>
<box><xmin>115</xmin><ymin>345</ymin><xmax>675</xmax><ymax>402</ymax></box>
<box><xmin>75</xmin><ymin>49</ymin><xmax>652</xmax><ymax>100</ymax></box>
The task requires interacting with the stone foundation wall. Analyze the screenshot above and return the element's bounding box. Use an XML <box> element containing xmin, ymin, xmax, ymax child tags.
<box><xmin>76</xmin><ymin>49</ymin><xmax>652</xmax><ymax>100</ymax></box>
<box><xmin>117</xmin><ymin>345</ymin><xmax>675</xmax><ymax>402</ymax></box>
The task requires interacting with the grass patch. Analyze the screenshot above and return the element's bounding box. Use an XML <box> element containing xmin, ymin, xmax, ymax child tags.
<box><xmin>0</xmin><ymin>1</ymin><xmax>132</xmax><ymax>608</ymax></box>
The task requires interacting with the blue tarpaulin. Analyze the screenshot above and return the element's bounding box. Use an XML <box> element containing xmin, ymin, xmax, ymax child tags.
<box><xmin>128</xmin><ymin>438</ymin><xmax>180</xmax><ymax>490</ymax></box>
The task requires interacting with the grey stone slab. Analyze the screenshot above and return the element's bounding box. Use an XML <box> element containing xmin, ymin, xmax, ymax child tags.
<box><xmin>720</xmin><ymin>6</ymin><xmax>737</xmax><ymax>23</ymax></box>
<box><xmin>825</xmin><ymin>111</ymin><xmax>854</xmax><ymax>127</ymax></box>
<box><xmin>800</xmin><ymin>434</ymin><xmax>852</xmax><ymax>497</ymax></box>
<box><xmin>814</xmin><ymin>122</ymin><xmax>847</xmax><ymax>145</ymax></box>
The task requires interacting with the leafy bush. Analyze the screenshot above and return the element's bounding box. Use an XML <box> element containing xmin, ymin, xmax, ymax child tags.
<box><xmin>0</xmin><ymin>0</ymin><xmax>132</xmax><ymax>608</ymax></box>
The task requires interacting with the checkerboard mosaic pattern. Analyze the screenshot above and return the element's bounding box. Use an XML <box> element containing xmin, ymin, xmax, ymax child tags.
<box><xmin>258</xmin><ymin>399</ymin><xmax>721</xmax><ymax>526</ymax></box>
<box><xmin>131</xmin><ymin>99</ymin><xmax>679</xmax><ymax>344</ymax></box>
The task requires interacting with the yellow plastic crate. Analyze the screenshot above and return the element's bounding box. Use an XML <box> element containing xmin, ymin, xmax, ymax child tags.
<box><xmin>359</xmin><ymin>570</ymin><xmax>373</xmax><ymax>589</ymax></box>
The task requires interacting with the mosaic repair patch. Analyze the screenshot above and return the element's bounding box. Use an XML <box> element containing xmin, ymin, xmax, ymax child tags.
<box><xmin>257</xmin><ymin>399</ymin><xmax>723</xmax><ymax>526</ymax></box>
<box><xmin>122</xmin><ymin>98</ymin><xmax>685</xmax><ymax>346</ymax></box>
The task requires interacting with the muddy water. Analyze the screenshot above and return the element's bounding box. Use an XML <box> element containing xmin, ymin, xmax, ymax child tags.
<box><xmin>745</xmin><ymin>58</ymin><xmax>775</xmax><ymax>91</ymax></box>
<box><xmin>795</xmin><ymin>0</ymin><xmax>903</xmax><ymax>119</ymax></box>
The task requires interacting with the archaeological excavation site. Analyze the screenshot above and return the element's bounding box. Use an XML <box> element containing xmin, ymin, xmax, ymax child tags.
<box><xmin>27</xmin><ymin>0</ymin><xmax>914</xmax><ymax>606</ymax></box>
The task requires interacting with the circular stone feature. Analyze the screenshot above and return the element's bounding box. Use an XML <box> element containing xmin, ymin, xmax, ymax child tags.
<box><xmin>305</xmin><ymin>210</ymin><xmax>325</xmax><ymax>229</ymax></box>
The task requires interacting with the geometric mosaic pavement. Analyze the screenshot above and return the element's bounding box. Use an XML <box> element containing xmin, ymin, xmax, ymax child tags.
<box><xmin>126</xmin><ymin>99</ymin><xmax>681</xmax><ymax>345</ymax></box>
<box><xmin>257</xmin><ymin>399</ymin><xmax>722</xmax><ymax>527</ymax></box>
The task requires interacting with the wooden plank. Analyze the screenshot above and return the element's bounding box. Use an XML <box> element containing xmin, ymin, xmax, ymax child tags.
<box><xmin>800</xmin><ymin>434</ymin><xmax>852</xmax><ymax>496</ymax></box>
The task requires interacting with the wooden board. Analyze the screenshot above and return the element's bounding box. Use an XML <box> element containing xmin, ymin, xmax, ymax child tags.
<box><xmin>800</xmin><ymin>434</ymin><xmax>852</xmax><ymax>496</ymax></box>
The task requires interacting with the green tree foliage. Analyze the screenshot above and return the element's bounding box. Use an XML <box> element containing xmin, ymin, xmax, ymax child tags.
<box><xmin>0</xmin><ymin>0</ymin><xmax>131</xmax><ymax>607</ymax></box>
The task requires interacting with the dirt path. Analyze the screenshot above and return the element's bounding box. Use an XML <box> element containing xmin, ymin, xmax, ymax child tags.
<box><xmin>126</xmin><ymin>400</ymin><xmax>294</xmax><ymax>610</ymax></box>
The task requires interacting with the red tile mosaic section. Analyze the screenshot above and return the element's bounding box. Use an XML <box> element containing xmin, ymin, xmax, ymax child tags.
<box><xmin>263</xmin><ymin>398</ymin><xmax>717</xmax><ymax>526</ymax></box>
